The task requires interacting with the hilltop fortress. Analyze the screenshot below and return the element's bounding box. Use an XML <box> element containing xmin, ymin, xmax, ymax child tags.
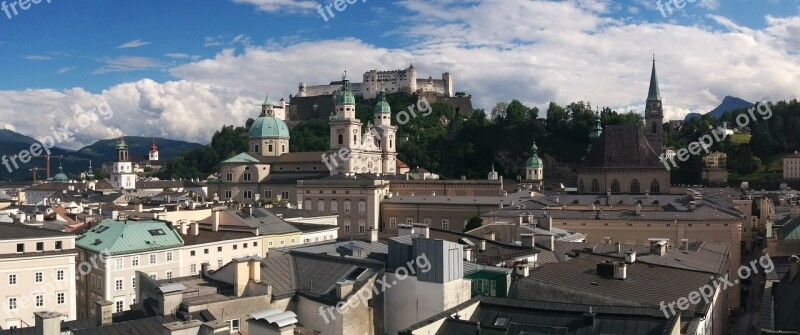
<box><xmin>298</xmin><ymin>64</ymin><xmax>454</xmax><ymax>99</ymax></box>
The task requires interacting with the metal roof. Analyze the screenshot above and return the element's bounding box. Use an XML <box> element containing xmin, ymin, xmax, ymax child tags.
<box><xmin>76</xmin><ymin>219</ymin><xmax>184</xmax><ymax>255</ymax></box>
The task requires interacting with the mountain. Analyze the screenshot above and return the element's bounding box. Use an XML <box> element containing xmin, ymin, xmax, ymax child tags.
<box><xmin>0</xmin><ymin>133</ymin><xmax>203</xmax><ymax>181</ymax></box>
<box><xmin>684</xmin><ymin>96</ymin><xmax>753</xmax><ymax>121</ymax></box>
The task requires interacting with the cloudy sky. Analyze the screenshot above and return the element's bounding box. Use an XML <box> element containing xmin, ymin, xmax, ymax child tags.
<box><xmin>1</xmin><ymin>0</ymin><xmax>799</xmax><ymax>148</ymax></box>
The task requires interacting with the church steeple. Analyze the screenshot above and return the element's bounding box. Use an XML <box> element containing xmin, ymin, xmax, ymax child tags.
<box><xmin>589</xmin><ymin>110</ymin><xmax>603</xmax><ymax>140</ymax></box>
<box><xmin>647</xmin><ymin>56</ymin><xmax>661</xmax><ymax>101</ymax></box>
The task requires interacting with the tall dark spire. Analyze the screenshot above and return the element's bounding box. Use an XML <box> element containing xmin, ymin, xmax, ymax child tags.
<box><xmin>647</xmin><ymin>57</ymin><xmax>661</xmax><ymax>101</ymax></box>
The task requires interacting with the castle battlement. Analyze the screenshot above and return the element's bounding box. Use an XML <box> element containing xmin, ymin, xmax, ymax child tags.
<box><xmin>298</xmin><ymin>64</ymin><xmax>453</xmax><ymax>99</ymax></box>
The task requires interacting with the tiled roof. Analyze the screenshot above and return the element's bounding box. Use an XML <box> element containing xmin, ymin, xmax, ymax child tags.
<box><xmin>76</xmin><ymin>219</ymin><xmax>183</xmax><ymax>255</ymax></box>
<box><xmin>580</xmin><ymin>124</ymin><xmax>663</xmax><ymax>169</ymax></box>
<box><xmin>520</xmin><ymin>253</ymin><xmax>717</xmax><ymax>314</ymax></box>
<box><xmin>0</xmin><ymin>222</ymin><xmax>74</xmax><ymax>240</ymax></box>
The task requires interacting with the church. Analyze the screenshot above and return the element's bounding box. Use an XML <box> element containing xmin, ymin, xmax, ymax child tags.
<box><xmin>576</xmin><ymin>59</ymin><xmax>670</xmax><ymax>194</ymax></box>
<box><xmin>213</xmin><ymin>75</ymin><xmax>399</xmax><ymax>203</ymax></box>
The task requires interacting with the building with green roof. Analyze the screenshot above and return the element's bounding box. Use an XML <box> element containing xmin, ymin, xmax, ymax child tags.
<box><xmin>249</xmin><ymin>93</ymin><xmax>291</xmax><ymax>158</ymax></box>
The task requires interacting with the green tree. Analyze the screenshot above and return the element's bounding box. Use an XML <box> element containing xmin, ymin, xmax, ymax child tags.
<box><xmin>464</xmin><ymin>216</ymin><xmax>483</xmax><ymax>232</ymax></box>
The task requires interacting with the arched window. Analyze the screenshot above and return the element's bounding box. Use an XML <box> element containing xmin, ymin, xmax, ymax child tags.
<box><xmin>578</xmin><ymin>179</ymin><xmax>584</xmax><ymax>192</ymax></box>
<box><xmin>611</xmin><ymin>179</ymin><xmax>620</xmax><ymax>193</ymax></box>
<box><xmin>631</xmin><ymin>179</ymin><xmax>640</xmax><ymax>193</ymax></box>
<box><xmin>591</xmin><ymin>179</ymin><xmax>600</xmax><ymax>193</ymax></box>
<box><xmin>354</xmin><ymin>135</ymin><xmax>357</xmax><ymax>143</ymax></box>
<box><xmin>651</xmin><ymin>179</ymin><xmax>660</xmax><ymax>194</ymax></box>
<box><xmin>338</xmin><ymin>134</ymin><xmax>343</xmax><ymax>145</ymax></box>
<box><xmin>652</xmin><ymin>122</ymin><xmax>658</xmax><ymax>134</ymax></box>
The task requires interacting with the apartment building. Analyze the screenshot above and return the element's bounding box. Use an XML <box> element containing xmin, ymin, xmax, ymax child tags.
<box><xmin>74</xmin><ymin>219</ymin><xmax>184</xmax><ymax>318</ymax></box>
<box><xmin>0</xmin><ymin>224</ymin><xmax>78</xmax><ymax>329</ymax></box>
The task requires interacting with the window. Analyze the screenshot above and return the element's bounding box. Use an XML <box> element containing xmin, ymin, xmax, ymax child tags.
<box><xmin>389</xmin><ymin>217</ymin><xmax>397</xmax><ymax>228</ymax></box>
<box><xmin>331</xmin><ymin>201</ymin><xmax>338</xmax><ymax>214</ymax></box>
<box><xmin>650</xmin><ymin>179</ymin><xmax>660</xmax><ymax>193</ymax></box>
<box><xmin>268</xmin><ymin>144</ymin><xmax>273</xmax><ymax>152</ymax></box>
<box><xmin>265</xmin><ymin>190</ymin><xmax>272</xmax><ymax>199</ymax></box>
<box><xmin>218</xmin><ymin>259</ymin><xmax>223</xmax><ymax>268</ymax></box>
<box><xmin>281</xmin><ymin>191</ymin><xmax>289</xmax><ymax>199</ymax></box>
<box><xmin>36</xmin><ymin>242</ymin><xmax>44</xmax><ymax>252</ymax></box>
<box><xmin>591</xmin><ymin>179</ymin><xmax>600</xmax><ymax>193</ymax></box>
<box><xmin>226</xmin><ymin>173</ymin><xmax>233</xmax><ymax>182</ymax></box>
<box><xmin>631</xmin><ymin>179</ymin><xmax>640</xmax><ymax>193</ymax></box>
<box><xmin>132</xmin><ymin>256</ymin><xmax>139</xmax><ymax>267</ymax></box>
<box><xmin>611</xmin><ymin>179</ymin><xmax>620</xmax><ymax>193</ymax></box>
<box><xmin>344</xmin><ymin>217</ymin><xmax>351</xmax><ymax>233</ymax></box>
<box><xmin>116</xmin><ymin>258</ymin><xmax>123</xmax><ymax>269</ymax></box>
<box><xmin>166</xmin><ymin>251</ymin><xmax>173</xmax><ymax>262</ymax></box>
<box><xmin>442</xmin><ymin>219</ymin><xmax>450</xmax><ymax>230</ymax></box>
<box><xmin>57</xmin><ymin>292</ymin><xmax>65</xmax><ymax>305</ymax></box>
<box><xmin>115</xmin><ymin>300</ymin><xmax>124</xmax><ymax>313</ymax></box>
<box><xmin>190</xmin><ymin>264</ymin><xmax>197</xmax><ymax>274</ymax></box>
<box><xmin>55</xmin><ymin>241</ymin><xmax>62</xmax><ymax>250</ymax></box>
<box><xmin>578</xmin><ymin>179</ymin><xmax>584</xmax><ymax>192</ymax></box>
<box><xmin>16</xmin><ymin>243</ymin><xmax>23</xmax><ymax>253</ymax></box>
<box><xmin>423</xmin><ymin>218</ymin><xmax>431</xmax><ymax>225</ymax></box>
<box><xmin>131</xmin><ymin>277</ymin><xmax>136</xmax><ymax>289</ymax></box>
<box><xmin>57</xmin><ymin>270</ymin><xmax>64</xmax><ymax>281</ymax></box>
<box><xmin>150</xmin><ymin>254</ymin><xmax>157</xmax><ymax>264</ymax></box>
<box><xmin>228</xmin><ymin>319</ymin><xmax>240</xmax><ymax>332</ymax></box>
<box><xmin>233</xmin><ymin>244</ymin><xmax>238</xmax><ymax>250</ymax></box>
<box><xmin>280</xmin><ymin>240</ymin><xmax>285</xmax><ymax>246</ymax></box>
<box><xmin>166</xmin><ymin>271</ymin><xmax>173</xmax><ymax>279</ymax></box>
<box><xmin>268</xmin><ymin>241</ymin><xmax>273</xmax><ymax>247</ymax></box>
<box><xmin>115</xmin><ymin>279</ymin><xmax>123</xmax><ymax>291</ymax></box>
<box><xmin>243</xmin><ymin>173</ymin><xmax>252</xmax><ymax>182</ymax></box>
<box><xmin>406</xmin><ymin>217</ymin><xmax>413</xmax><ymax>224</ymax></box>
<box><xmin>225</xmin><ymin>190</ymin><xmax>232</xmax><ymax>199</ymax></box>
<box><xmin>358</xmin><ymin>201</ymin><xmax>366</xmax><ymax>214</ymax></box>
<box><xmin>8</xmin><ymin>274</ymin><xmax>16</xmax><ymax>285</ymax></box>
<box><xmin>253</xmin><ymin>242</ymin><xmax>258</xmax><ymax>247</ymax></box>
<box><xmin>244</xmin><ymin>191</ymin><xmax>253</xmax><ymax>199</ymax></box>
<box><xmin>305</xmin><ymin>200</ymin><xmax>312</xmax><ymax>210</ymax></box>
<box><xmin>338</xmin><ymin>134</ymin><xmax>343</xmax><ymax>145</ymax></box>
<box><xmin>35</xmin><ymin>295</ymin><xmax>43</xmax><ymax>307</ymax></box>
<box><xmin>35</xmin><ymin>272</ymin><xmax>43</xmax><ymax>283</ymax></box>
<box><xmin>149</xmin><ymin>273</ymin><xmax>157</xmax><ymax>280</ymax></box>
<box><xmin>190</xmin><ymin>250</ymin><xmax>196</xmax><ymax>256</ymax></box>
<box><xmin>8</xmin><ymin>297</ymin><xmax>17</xmax><ymax>310</ymax></box>
<box><xmin>204</xmin><ymin>248</ymin><xmax>209</xmax><ymax>255</ymax></box>
<box><xmin>344</xmin><ymin>201</ymin><xmax>351</xmax><ymax>213</ymax></box>
<box><xmin>318</xmin><ymin>200</ymin><xmax>325</xmax><ymax>212</ymax></box>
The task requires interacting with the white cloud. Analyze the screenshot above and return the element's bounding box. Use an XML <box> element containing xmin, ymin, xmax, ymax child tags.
<box><xmin>94</xmin><ymin>56</ymin><xmax>162</xmax><ymax>74</ymax></box>
<box><xmin>23</xmin><ymin>55</ymin><xmax>52</xmax><ymax>60</ymax></box>
<box><xmin>230</xmin><ymin>0</ymin><xmax>318</xmax><ymax>12</ymax></box>
<box><xmin>116</xmin><ymin>39</ymin><xmax>152</xmax><ymax>49</ymax></box>
<box><xmin>57</xmin><ymin>67</ymin><xmax>74</xmax><ymax>74</ymax></box>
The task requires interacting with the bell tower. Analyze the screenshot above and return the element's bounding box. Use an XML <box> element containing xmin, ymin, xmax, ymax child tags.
<box><xmin>645</xmin><ymin>56</ymin><xmax>664</xmax><ymax>153</ymax></box>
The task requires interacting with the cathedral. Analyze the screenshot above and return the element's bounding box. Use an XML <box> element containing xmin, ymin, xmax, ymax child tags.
<box><xmin>214</xmin><ymin>75</ymin><xmax>399</xmax><ymax>203</ymax></box>
<box><xmin>576</xmin><ymin>59</ymin><xmax>670</xmax><ymax>194</ymax></box>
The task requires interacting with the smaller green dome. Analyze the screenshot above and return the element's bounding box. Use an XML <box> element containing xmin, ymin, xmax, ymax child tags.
<box><xmin>527</xmin><ymin>142</ymin><xmax>543</xmax><ymax>168</ymax></box>
<box><xmin>337</xmin><ymin>76</ymin><xmax>356</xmax><ymax>105</ymax></box>
<box><xmin>249</xmin><ymin>116</ymin><xmax>290</xmax><ymax>139</ymax></box>
<box><xmin>53</xmin><ymin>165</ymin><xmax>69</xmax><ymax>182</ymax></box>
<box><xmin>374</xmin><ymin>90</ymin><xmax>391</xmax><ymax>114</ymax></box>
<box><xmin>115</xmin><ymin>138</ymin><xmax>128</xmax><ymax>150</ymax></box>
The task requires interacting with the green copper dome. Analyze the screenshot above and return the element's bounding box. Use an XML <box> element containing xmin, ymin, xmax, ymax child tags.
<box><xmin>115</xmin><ymin>138</ymin><xmax>128</xmax><ymax>150</ymax></box>
<box><xmin>53</xmin><ymin>165</ymin><xmax>69</xmax><ymax>182</ymax></box>
<box><xmin>374</xmin><ymin>90</ymin><xmax>391</xmax><ymax>114</ymax></box>
<box><xmin>249</xmin><ymin>115</ymin><xmax>290</xmax><ymax>139</ymax></box>
<box><xmin>589</xmin><ymin>112</ymin><xmax>603</xmax><ymax>140</ymax></box>
<box><xmin>526</xmin><ymin>142</ymin><xmax>543</xmax><ymax>168</ymax></box>
<box><xmin>337</xmin><ymin>75</ymin><xmax>356</xmax><ymax>105</ymax></box>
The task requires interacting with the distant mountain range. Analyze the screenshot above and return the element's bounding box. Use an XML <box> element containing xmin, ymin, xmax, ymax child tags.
<box><xmin>0</xmin><ymin>130</ymin><xmax>203</xmax><ymax>181</ymax></box>
<box><xmin>684</xmin><ymin>96</ymin><xmax>753</xmax><ymax>121</ymax></box>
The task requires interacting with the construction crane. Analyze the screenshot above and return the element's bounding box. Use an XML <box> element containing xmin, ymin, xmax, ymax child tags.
<box><xmin>32</xmin><ymin>155</ymin><xmax>63</xmax><ymax>180</ymax></box>
<box><xmin>30</xmin><ymin>167</ymin><xmax>44</xmax><ymax>182</ymax></box>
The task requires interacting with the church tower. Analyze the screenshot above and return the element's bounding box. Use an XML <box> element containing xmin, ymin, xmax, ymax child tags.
<box><xmin>645</xmin><ymin>57</ymin><xmax>664</xmax><ymax>153</ymax></box>
<box><xmin>373</xmin><ymin>90</ymin><xmax>397</xmax><ymax>174</ymax></box>
<box><xmin>328</xmin><ymin>73</ymin><xmax>363</xmax><ymax>174</ymax></box>
<box><xmin>149</xmin><ymin>139</ymin><xmax>159</xmax><ymax>161</ymax></box>
<box><xmin>110</xmin><ymin>138</ymin><xmax>136</xmax><ymax>190</ymax></box>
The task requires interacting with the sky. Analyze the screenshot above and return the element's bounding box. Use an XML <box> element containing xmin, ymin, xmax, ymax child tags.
<box><xmin>0</xmin><ymin>0</ymin><xmax>799</xmax><ymax>148</ymax></box>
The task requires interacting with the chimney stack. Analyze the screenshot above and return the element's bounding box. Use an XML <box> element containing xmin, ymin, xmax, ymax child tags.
<box><xmin>368</xmin><ymin>226</ymin><xmax>378</xmax><ymax>242</ymax></box>
<box><xmin>520</xmin><ymin>234</ymin><xmax>535</xmax><ymax>249</ymax></box>
<box><xmin>335</xmin><ymin>280</ymin><xmax>354</xmax><ymax>299</ymax></box>
<box><xmin>651</xmin><ymin>240</ymin><xmax>668</xmax><ymax>256</ymax></box>
<box><xmin>94</xmin><ymin>300</ymin><xmax>113</xmax><ymax>326</ymax></box>
<box><xmin>213</xmin><ymin>210</ymin><xmax>221</xmax><ymax>232</ymax></box>
<box><xmin>190</xmin><ymin>222</ymin><xmax>199</xmax><ymax>236</ymax></box>
<box><xmin>625</xmin><ymin>251</ymin><xmax>637</xmax><ymax>264</ymax></box>
<box><xmin>34</xmin><ymin>311</ymin><xmax>62</xmax><ymax>335</ymax></box>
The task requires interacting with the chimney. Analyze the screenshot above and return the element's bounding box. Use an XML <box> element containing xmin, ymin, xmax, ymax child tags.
<box><xmin>234</xmin><ymin>260</ymin><xmax>249</xmax><ymax>297</ymax></box>
<box><xmin>368</xmin><ymin>226</ymin><xmax>378</xmax><ymax>242</ymax></box>
<box><xmin>554</xmin><ymin>193</ymin><xmax>560</xmax><ymax>204</ymax></box>
<box><xmin>537</xmin><ymin>215</ymin><xmax>552</xmax><ymax>231</ymax></box>
<box><xmin>111</xmin><ymin>210</ymin><xmax>119</xmax><ymax>220</ymax></box>
<box><xmin>615</xmin><ymin>243</ymin><xmax>621</xmax><ymax>254</ymax></box>
<box><xmin>625</xmin><ymin>251</ymin><xmax>637</xmax><ymax>264</ymax></box>
<box><xmin>483</xmin><ymin>231</ymin><xmax>495</xmax><ymax>241</ymax></box>
<box><xmin>397</xmin><ymin>224</ymin><xmax>412</xmax><ymax>237</ymax></box>
<box><xmin>94</xmin><ymin>300</ymin><xmax>113</xmax><ymax>326</ymax></box>
<box><xmin>190</xmin><ymin>222</ymin><xmax>199</xmax><ymax>236</ymax></box>
<box><xmin>34</xmin><ymin>311</ymin><xmax>62</xmax><ymax>335</ymax></box>
<box><xmin>651</xmin><ymin>240</ymin><xmax>668</xmax><ymax>256</ymax></box>
<box><xmin>248</xmin><ymin>259</ymin><xmax>261</xmax><ymax>283</ymax></box>
<box><xmin>179</xmin><ymin>222</ymin><xmax>189</xmax><ymax>235</ymax></box>
<box><xmin>681</xmin><ymin>239</ymin><xmax>690</xmax><ymax>251</ymax></box>
<box><xmin>213</xmin><ymin>210</ymin><xmax>221</xmax><ymax>232</ymax></box>
<box><xmin>515</xmin><ymin>264</ymin><xmax>530</xmax><ymax>277</ymax></box>
<box><xmin>335</xmin><ymin>280</ymin><xmax>354</xmax><ymax>299</ymax></box>
<box><xmin>614</xmin><ymin>262</ymin><xmax>627</xmax><ymax>280</ymax></box>
<box><xmin>520</xmin><ymin>234</ymin><xmax>534</xmax><ymax>249</ymax></box>
<box><xmin>533</xmin><ymin>234</ymin><xmax>554</xmax><ymax>251</ymax></box>
<box><xmin>464</xmin><ymin>247</ymin><xmax>472</xmax><ymax>262</ymax></box>
<box><xmin>136</xmin><ymin>203</ymin><xmax>143</xmax><ymax>212</ymax></box>
<box><xmin>479</xmin><ymin>240</ymin><xmax>486</xmax><ymax>251</ymax></box>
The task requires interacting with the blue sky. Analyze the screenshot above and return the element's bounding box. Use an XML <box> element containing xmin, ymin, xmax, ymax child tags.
<box><xmin>0</xmin><ymin>0</ymin><xmax>799</xmax><ymax>147</ymax></box>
